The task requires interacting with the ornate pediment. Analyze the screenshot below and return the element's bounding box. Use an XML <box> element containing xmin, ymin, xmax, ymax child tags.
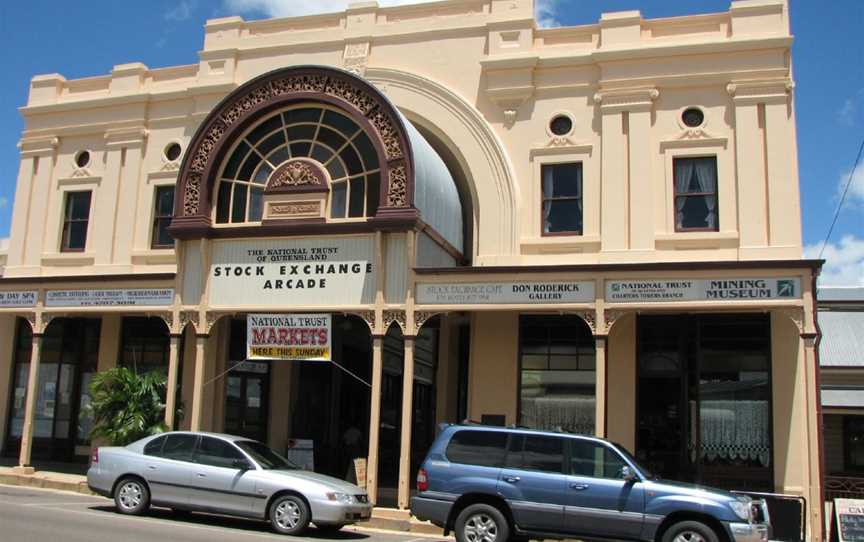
<box><xmin>265</xmin><ymin>158</ymin><xmax>328</xmax><ymax>194</ymax></box>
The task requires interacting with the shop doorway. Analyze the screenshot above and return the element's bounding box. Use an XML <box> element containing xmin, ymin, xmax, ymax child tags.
<box><xmin>224</xmin><ymin>363</ymin><xmax>270</xmax><ymax>443</ymax></box>
<box><xmin>636</xmin><ymin>313</ymin><xmax>773</xmax><ymax>492</ymax></box>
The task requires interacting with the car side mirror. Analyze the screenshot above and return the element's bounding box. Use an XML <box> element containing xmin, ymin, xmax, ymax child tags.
<box><xmin>620</xmin><ymin>466</ymin><xmax>637</xmax><ymax>483</ymax></box>
<box><xmin>233</xmin><ymin>458</ymin><xmax>251</xmax><ymax>470</ymax></box>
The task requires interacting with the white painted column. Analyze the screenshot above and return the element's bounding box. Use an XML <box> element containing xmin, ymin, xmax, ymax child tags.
<box><xmin>397</xmin><ymin>337</ymin><xmax>415</xmax><ymax>509</ymax></box>
<box><xmin>594</xmin><ymin>335</ymin><xmax>607</xmax><ymax>439</ymax></box>
<box><xmin>16</xmin><ymin>333</ymin><xmax>43</xmax><ymax>472</ymax></box>
<box><xmin>366</xmin><ymin>336</ymin><xmax>384</xmax><ymax>504</ymax></box>
<box><xmin>164</xmin><ymin>335</ymin><xmax>181</xmax><ymax>430</ymax></box>
<box><xmin>189</xmin><ymin>335</ymin><xmax>208</xmax><ymax>432</ymax></box>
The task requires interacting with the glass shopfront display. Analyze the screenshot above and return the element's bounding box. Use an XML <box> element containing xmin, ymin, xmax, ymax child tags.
<box><xmin>636</xmin><ymin>313</ymin><xmax>772</xmax><ymax>492</ymax></box>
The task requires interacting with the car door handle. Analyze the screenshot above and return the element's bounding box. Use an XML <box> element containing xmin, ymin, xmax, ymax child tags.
<box><xmin>503</xmin><ymin>476</ymin><xmax>520</xmax><ymax>483</ymax></box>
<box><xmin>147</xmin><ymin>465</ymin><xmax>157</xmax><ymax>470</ymax></box>
<box><xmin>196</xmin><ymin>473</ymin><xmax>207</xmax><ymax>478</ymax></box>
<box><xmin>570</xmin><ymin>483</ymin><xmax>590</xmax><ymax>490</ymax></box>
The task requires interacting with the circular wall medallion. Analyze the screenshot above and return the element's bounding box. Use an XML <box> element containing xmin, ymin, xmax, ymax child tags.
<box><xmin>550</xmin><ymin>114</ymin><xmax>574</xmax><ymax>136</ymax></box>
<box><xmin>681</xmin><ymin>107</ymin><xmax>705</xmax><ymax>128</ymax></box>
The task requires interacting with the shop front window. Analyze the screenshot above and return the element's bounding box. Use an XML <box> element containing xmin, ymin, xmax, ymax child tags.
<box><xmin>845</xmin><ymin>417</ymin><xmax>864</xmax><ymax>472</ymax></box>
<box><xmin>120</xmin><ymin>317</ymin><xmax>170</xmax><ymax>373</ymax></box>
<box><xmin>519</xmin><ymin>315</ymin><xmax>595</xmax><ymax>435</ymax></box>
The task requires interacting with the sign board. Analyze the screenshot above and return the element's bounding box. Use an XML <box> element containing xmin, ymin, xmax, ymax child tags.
<box><xmin>353</xmin><ymin>458</ymin><xmax>367</xmax><ymax>489</ymax></box>
<box><xmin>0</xmin><ymin>291</ymin><xmax>37</xmax><ymax>308</ymax></box>
<box><xmin>46</xmin><ymin>288</ymin><xmax>174</xmax><ymax>307</ymax></box>
<box><xmin>417</xmin><ymin>281</ymin><xmax>595</xmax><ymax>305</ymax></box>
<box><xmin>836</xmin><ymin>499</ymin><xmax>864</xmax><ymax>542</ymax></box>
<box><xmin>209</xmin><ymin>237</ymin><xmax>375</xmax><ymax>307</ymax></box>
<box><xmin>285</xmin><ymin>439</ymin><xmax>314</xmax><ymax>471</ymax></box>
<box><xmin>247</xmin><ymin>314</ymin><xmax>331</xmax><ymax>361</ymax></box>
<box><xmin>605</xmin><ymin>278</ymin><xmax>800</xmax><ymax>303</ymax></box>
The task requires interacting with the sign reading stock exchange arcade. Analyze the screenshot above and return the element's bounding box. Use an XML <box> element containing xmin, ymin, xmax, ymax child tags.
<box><xmin>208</xmin><ymin>237</ymin><xmax>376</xmax><ymax>307</ymax></box>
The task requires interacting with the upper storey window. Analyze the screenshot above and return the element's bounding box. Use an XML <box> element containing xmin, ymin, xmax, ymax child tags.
<box><xmin>61</xmin><ymin>191</ymin><xmax>92</xmax><ymax>252</ymax></box>
<box><xmin>673</xmin><ymin>156</ymin><xmax>718</xmax><ymax>232</ymax></box>
<box><xmin>542</xmin><ymin>163</ymin><xmax>583</xmax><ymax>235</ymax></box>
<box><xmin>214</xmin><ymin>105</ymin><xmax>381</xmax><ymax>224</ymax></box>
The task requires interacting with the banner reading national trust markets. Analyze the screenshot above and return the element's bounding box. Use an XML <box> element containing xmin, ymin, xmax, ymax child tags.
<box><xmin>247</xmin><ymin>314</ymin><xmax>331</xmax><ymax>361</ymax></box>
<box><xmin>605</xmin><ymin>277</ymin><xmax>800</xmax><ymax>303</ymax></box>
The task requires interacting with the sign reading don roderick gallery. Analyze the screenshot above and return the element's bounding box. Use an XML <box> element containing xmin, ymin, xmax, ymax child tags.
<box><xmin>247</xmin><ymin>314</ymin><xmax>331</xmax><ymax>361</ymax></box>
<box><xmin>416</xmin><ymin>281</ymin><xmax>595</xmax><ymax>305</ymax></box>
<box><xmin>605</xmin><ymin>278</ymin><xmax>800</xmax><ymax>303</ymax></box>
<box><xmin>209</xmin><ymin>237</ymin><xmax>375</xmax><ymax>307</ymax></box>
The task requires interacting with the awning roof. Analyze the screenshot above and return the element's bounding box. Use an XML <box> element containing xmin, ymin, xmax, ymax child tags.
<box><xmin>818</xmin><ymin>310</ymin><xmax>864</xmax><ymax>366</ymax></box>
<box><xmin>822</xmin><ymin>388</ymin><xmax>864</xmax><ymax>408</ymax></box>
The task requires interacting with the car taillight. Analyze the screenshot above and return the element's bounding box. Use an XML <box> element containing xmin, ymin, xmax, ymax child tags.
<box><xmin>91</xmin><ymin>448</ymin><xmax>98</xmax><ymax>465</ymax></box>
<box><xmin>417</xmin><ymin>468</ymin><xmax>428</xmax><ymax>492</ymax></box>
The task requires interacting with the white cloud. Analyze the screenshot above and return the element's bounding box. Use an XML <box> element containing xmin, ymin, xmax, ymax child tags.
<box><xmin>166</xmin><ymin>0</ymin><xmax>198</xmax><ymax>21</ymax></box>
<box><xmin>840</xmin><ymin>164</ymin><xmax>864</xmax><ymax>205</ymax></box>
<box><xmin>805</xmin><ymin>235</ymin><xmax>864</xmax><ymax>287</ymax></box>
<box><xmin>222</xmin><ymin>0</ymin><xmax>561</xmax><ymax>26</ymax></box>
<box><xmin>838</xmin><ymin>89</ymin><xmax>864</xmax><ymax>126</ymax></box>
<box><xmin>0</xmin><ymin>196</ymin><xmax>7</xmax><ymax>209</ymax></box>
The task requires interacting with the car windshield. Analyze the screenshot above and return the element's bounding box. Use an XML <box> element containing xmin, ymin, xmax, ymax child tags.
<box><xmin>235</xmin><ymin>440</ymin><xmax>299</xmax><ymax>470</ymax></box>
<box><xmin>612</xmin><ymin>443</ymin><xmax>655</xmax><ymax>480</ymax></box>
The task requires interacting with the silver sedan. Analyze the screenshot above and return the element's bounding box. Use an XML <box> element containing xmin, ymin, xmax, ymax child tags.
<box><xmin>87</xmin><ymin>431</ymin><xmax>372</xmax><ymax>535</ymax></box>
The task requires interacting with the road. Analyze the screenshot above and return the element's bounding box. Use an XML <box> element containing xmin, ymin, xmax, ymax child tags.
<box><xmin>0</xmin><ymin>484</ymin><xmax>448</xmax><ymax>542</ymax></box>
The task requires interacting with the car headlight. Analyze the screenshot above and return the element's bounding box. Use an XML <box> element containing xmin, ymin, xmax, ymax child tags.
<box><xmin>729</xmin><ymin>499</ymin><xmax>752</xmax><ymax>522</ymax></box>
<box><xmin>326</xmin><ymin>492</ymin><xmax>354</xmax><ymax>504</ymax></box>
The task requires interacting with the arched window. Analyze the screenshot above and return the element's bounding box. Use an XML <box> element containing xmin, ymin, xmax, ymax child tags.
<box><xmin>214</xmin><ymin>104</ymin><xmax>381</xmax><ymax>224</ymax></box>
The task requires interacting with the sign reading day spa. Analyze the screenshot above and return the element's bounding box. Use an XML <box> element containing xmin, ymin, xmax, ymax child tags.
<box><xmin>606</xmin><ymin>277</ymin><xmax>801</xmax><ymax>303</ymax></box>
<box><xmin>209</xmin><ymin>237</ymin><xmax>376</xmax><ymax>307</ymax></box>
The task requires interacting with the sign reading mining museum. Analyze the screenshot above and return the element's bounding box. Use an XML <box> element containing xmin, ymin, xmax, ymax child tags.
<box><xmin>0</xmin><ymin>291</ymin><xmax>37</xmax><ymax>308</ymax></box>
<box><xmin>247</xmin><ymin>313</ymin><xmax>331</xmax><ymax>361</ymax></box>
<box><xmin>45</xmin><ymin>288</ymin><xmax>174</xmax><ymax>307</ymax></box>
<box><xmin>209</xmin><ymin>237</ymin><xmax>375</xmax><ymax>307</ymax></box>
<box><xmin>605</xmin><ymin>278</ymin><xmax>801</xmax><ymax>303</ymax></box>
<box><xmin>416</xmin><ymin>281</ymin><xmax>595</xmax><ymax>305</ymax></box>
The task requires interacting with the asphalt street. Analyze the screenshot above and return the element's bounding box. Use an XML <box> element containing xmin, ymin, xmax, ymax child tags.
<box><xmin>0</xmin><ymin>484</ymin><xmax>449</xmax><ymax>542</ymax></box>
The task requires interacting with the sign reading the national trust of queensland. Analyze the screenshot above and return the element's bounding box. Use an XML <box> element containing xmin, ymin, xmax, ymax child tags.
<box><xmin>605</xmin><ymin>278</ymin><xmax>800</xmax><ymax>303</ymax></box>
<box><xmin>209</xmin><ymin>238</ymin><xmax>375</xmax><ymax>307</ymax></box>
<box><xmin>247</xmin><ymin>314</ymin><xmax>331</xmax><ymax>361</ymax></box>
<box><xmin>416</xmin><ymin>281</ymin><xmax>595</xmax><ymax>305</ymax></box>
<box><xmin>0</xmin><ymin>291</ymin><xmax>37</xmax><ymax>308</ymax></box>
<box><xmin>46</xmin><ymin>288</ymin><xmax>174</xmax><ymax>307</ymax></box>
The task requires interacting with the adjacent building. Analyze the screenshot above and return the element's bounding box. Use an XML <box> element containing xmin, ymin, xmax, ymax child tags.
<box><xmin>0</xmin><ymin>1</ymin><xmax>824</xmax><ymax>539</ymax></box>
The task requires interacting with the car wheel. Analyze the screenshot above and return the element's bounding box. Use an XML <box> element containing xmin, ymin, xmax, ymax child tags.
<box><xmin>114</xmin><ymin>477</ymin><xmax>150</xmax><ymax>516</ymax></box>
<box><xmin>455</xmin><ymin>504</ymin><xmax>510</xmax><ymax>542</ymax></box>
<box><xmin>662</xmin><ymin>520</ymin><xmax>719</xmax><ymax>542</ymax></box>
<box><xmin>269</xmin><ymin>494</ymin><xmax>311</xmax><ymax>535</ymax></box>
<box><xmin>316</xmin><ymin>523</ymin><xmax>346</xmax><ymax>533</ymax></box>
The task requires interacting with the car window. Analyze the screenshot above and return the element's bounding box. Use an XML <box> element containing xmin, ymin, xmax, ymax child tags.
<box><xmin>196</xmin><ymin>437</ymin><xmax>246</xmax><ymax>468</ymax></box>
<box><xmin>161</xmin><ymin>434</ymin><xmax>197</xmax><ymax>462</ymax></box>
<box><xmin>236</xmin><ymin>440</ymin><xmax>296</xmax><ymax>470</ymax></box>
<box><xmin>446</xmin><ymin>430</ymin><xmax>508</xmax><ymax>467</ymax></box>
<box><xmin>506</xmin><ymin>434</ymin><xmax>565</xmax><ymax>474</ymax></box>
<box><xmin>570</xmin><ymin>440</ymin><xmax>629</xmax><ymax>479</ymax></box>
<box><xmin>144</xmin><ymin>435</ymin><xmax>167</xmax><ymax>456</ymax></box>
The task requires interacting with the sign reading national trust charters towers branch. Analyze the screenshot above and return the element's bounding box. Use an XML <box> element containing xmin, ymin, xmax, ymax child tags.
<box><xmin>606</xmin><ymin>278</ymin><xmax>801</xmax><ymax>303</ymax></box>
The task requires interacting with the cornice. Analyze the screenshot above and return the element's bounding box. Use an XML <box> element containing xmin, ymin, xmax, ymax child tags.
<box><xmin>727</xmin><ymin>78</ymin><xmax>794</xmax><ymax>104</ymax></box>
<box><xmin>594</xmin><ymin>87</ymin><xmax>659</xmax><ymax>112</ymax></box>
<box><xmin>18</xmin><ymin>136</ymin><xmax>59</xmax><ymax>157</ymax></box>
<box><xmin>104</xmin><ymin>126</ymin><xmax>149</xmax><ymax>148</ymax></box>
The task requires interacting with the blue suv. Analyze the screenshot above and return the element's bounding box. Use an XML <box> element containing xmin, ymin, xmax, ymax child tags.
<box><xmin>410</xmin><ymin>425</ymin><xmax>769</xmax><ymax>542</ymax></box>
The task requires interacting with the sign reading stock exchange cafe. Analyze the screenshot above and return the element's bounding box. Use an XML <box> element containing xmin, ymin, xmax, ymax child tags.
<box><xmin>247</xmin><ymin>314</ymin><xmax>331</xmax><ymax>361</ymax></box>
<box><xmin>209</xmin><ymin>237</ymin><xmax>376</xmax><ymax>307</ymax></box>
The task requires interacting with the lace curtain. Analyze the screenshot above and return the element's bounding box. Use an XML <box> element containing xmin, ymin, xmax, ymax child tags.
<box><xmin>542</xmin><ymin>166</ymin><xmax>554</xmax><ymax>233</ymax></box>
<box><xmin>675</xmin><ymin>158</ymin><xmax>718</xmax><ymax>229</ymax></box>
<box><xmin>691</xmin><ymin>400</ymin><xmax>771</xmax><ymax>467</ymax></box>
<box><xmin>521</xmin><ymin>394</ymin><xmax>595</xmax><ymax>436</ymax></box>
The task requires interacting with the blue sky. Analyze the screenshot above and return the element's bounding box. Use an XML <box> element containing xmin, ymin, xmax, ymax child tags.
<box><xmin>0</xmin><ymin>0</ymin><xmax>861</xmax><ymax>284</ymax></box>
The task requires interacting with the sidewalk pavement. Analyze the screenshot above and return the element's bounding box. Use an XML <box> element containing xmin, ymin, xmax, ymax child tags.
<box><xmin>0</xmin><ymin>467</ymin><xmax>444</xmax><ymax>535</ymax></box>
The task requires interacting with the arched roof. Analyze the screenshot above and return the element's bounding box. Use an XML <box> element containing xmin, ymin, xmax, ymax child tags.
<box><xmin>170</xmin><ymin>65</ymin><xmax>463</xmax><ymax>254</ymax></box>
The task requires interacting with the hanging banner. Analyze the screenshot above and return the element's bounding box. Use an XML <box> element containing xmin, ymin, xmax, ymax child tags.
<box><xmin>247</xmin><ymin>314</ymin><xmax>331</xmax><ymax>361</ymax></box>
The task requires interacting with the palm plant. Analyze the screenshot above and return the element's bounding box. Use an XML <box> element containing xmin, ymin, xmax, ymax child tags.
<box><xmin>87</xmin><ymin>367</ymin><xmax>168</xmax><ymax>446</ymax></box>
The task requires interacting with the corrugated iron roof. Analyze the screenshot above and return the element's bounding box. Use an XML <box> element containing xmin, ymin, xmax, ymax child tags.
<box><xmin>818</xmin><ymin>286</ymin><xmax>864</xmax><ymax>302</ymax></box>
<box><xmin>818</xmin><ymin>310</ymin><xmax>864</xmax><ymax>366</ymax></box>
<box><xmin>822</xmin><ymin>388</ymin><xmax>864</xmax><ymax>408</ymax></box>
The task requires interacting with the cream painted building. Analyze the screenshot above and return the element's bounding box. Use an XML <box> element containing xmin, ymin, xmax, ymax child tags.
<box><xmin>0</xmin><ymin>0</ymin><xmax>824</xmax><ymax>540</ymax></box>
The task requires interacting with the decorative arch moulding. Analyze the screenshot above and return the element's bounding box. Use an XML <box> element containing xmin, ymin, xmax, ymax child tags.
<box><xmin>169</xmin><ymin>65</ymin><xmax>419</xmax><ymax>240</ymax></box>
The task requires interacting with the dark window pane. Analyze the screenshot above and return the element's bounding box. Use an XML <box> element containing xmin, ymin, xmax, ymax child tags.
<box><xmin>249</xmin><ymin>187</ymin><xmax>264</xmax><ymax>222</ymax></box>
<box><xmin>257</xmin><ymin>130</ymin><xmax>285</xmax><ymax>158</ymax></box>
<box><xmin>290</xmin><ymin>142</ymin><xmax>312</xmax><ymax>158</ymax></box>
<box><xmin>286</xmin><ymin>124</ymin><xmax>317</xmax><ymax>142</ymax></box>
<box><xmin>223</xmin><ymin>141</ymin><xmax>250</xmax><ymax>179</ymax></box>
<box><xmin>545</xmin><ymin>200</ymin><xmax>582</xmax><ymax>233</ymax></box>
<box><xmin>678</xmin><ymin>196</ymin><xmax>710</xmax><ymax>229</ymax></box>
<box><xmin>323</xmin><ymin>109</ymin><xmax>359</xmax><ymax>138</ymax></box>
<box><xmin>848</xmin><ymin>418</ymin><xmax>864</xmax><ymax>470</ymax></box>
<box><xmin>161</xmin><ymin>434</ymin><xmax>197</xmax><ymax>462</ymax></box>
<box><xmin>247</xmin><ymin>115</ymin><xmax>283</xmax><ymax>145</ymax></box>
<box><xmin>520</xmin><ymin>435</ymin><xmax>565</xmax><ymax>473</ymax></box>
<box><xmin>311</xmin><ymin>144</ymin><xmax>334</xmax><ymax>164</ymax></box>
<box><xmin>156</xmin><ymin>186</ymin><xmax>175</xmax><ymax>215</ymax></box>
<box><xmin>196</xmin><ymin>437</ymin><xmax>245</xmax><ymax>468</ymax></box>
<box><xmin>326</xmin><ymin>157</ymin><xmax>346</xmax><ymax>180</ymax></box>
<box><xmin>317</xmin><ymin>127</ymin><xmax>347</xmax><ymax>154</ymax></box>
<box><xmin>353</xmin><ymin>132</ymin><xmax>379</xmax><ymax>171</ymax></box>
<box><xmin>67</xmin><ymin>222</ymin><xmax>88</xmax><ymax>250</ymax></box>
<box><xmin>366</xmin><ymin>172</ymin><xmax>380</xmax><ymax>216</ymax></box>
<box><xmin>331</xmin><ymin>182</ymin><xmax>347</xmax><ymax>218</ymax></box>
<box><xmin>231</xmin><ymin>184</ymin><xmax>248</xmax><ymax>223</ymax></box>
<box><xmin>120</xmin><ymin>317</ymin><xmax>169</xmax><ymax>371</ymax></box>
<box><xmin>284</xmin><ymin>108</ymin><xmax>322</xmax><ymax>125</ymax></box>
<box><xmin>446</xmin><ymin>430</ymin><xmax>508</xmax><ymax>467</ymax></box>
<box><xmin>69</xmin><ymin>192</ymin><xmax>92</xmax><ymax>220</ymax></box>
<box><xmin>155</xmin><ymin>219</ymin><xmax>173</xmax><ymax>247</ymax></box>
<box><xmin>543</xmin><ymin>163</ymin><xmax>582</xmax><ymax>197</ymax></box>
<box><xmin>238</xmin><ymin>153</ymin><xmax>261</xmax><ymax>181</ymax></box>
<box><xmin>144</xmin><ymin>436</ymin><xmax>166</xmax><ymax>456</ymax></box>
<box><xmin>267</xmin><ymin>146</ymin><xmax>290</xmax><ymax>167</ymax></box>
<box><xmin>253</xmin><ymin>163</ymin><xmax>272</xmax><ymax>185</ymax></box>
<box><xmin>216</xmin><ymin>182</ymin><xmax>232</xmax><ymax>223</ymax></box>
<box><xmin>341</xmin><ymin>145</ymin><xmax>364</xmax><ymax>176</ymax></box>
<box><xmin>349</xmin><ymin>176</ymin><xmax>366</xmax><ymax>217</ymax></box>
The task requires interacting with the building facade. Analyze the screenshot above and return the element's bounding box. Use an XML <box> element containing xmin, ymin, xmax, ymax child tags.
<box><xmin>0</xmin><ymin>0</ymin><xmax>823</xmax><ymax>539</ymax></box>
